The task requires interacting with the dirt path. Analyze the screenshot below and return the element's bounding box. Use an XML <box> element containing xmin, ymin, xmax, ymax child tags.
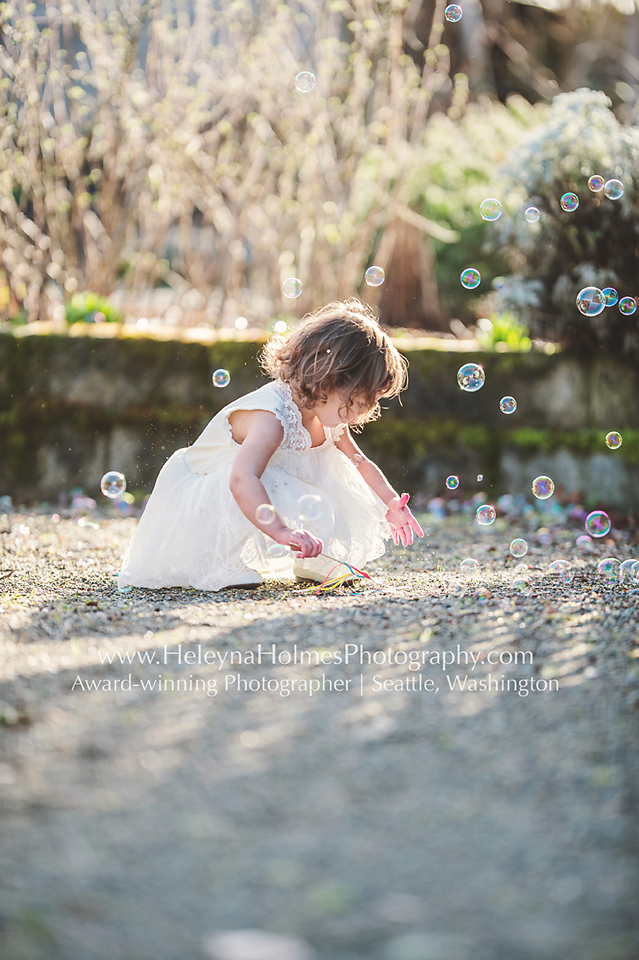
<box><xmin>0</xmin><ymin>511</ymin><xmax>638</xmax><ymax>960</ymax></box>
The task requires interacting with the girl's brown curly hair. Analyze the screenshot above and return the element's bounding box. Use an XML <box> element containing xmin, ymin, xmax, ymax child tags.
<box><xmin>259</xmin><ymin>298</ymin><xmax>408</xmax><ymax>426</ymax></box>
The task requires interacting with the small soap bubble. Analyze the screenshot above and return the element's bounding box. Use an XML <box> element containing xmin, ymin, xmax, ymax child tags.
<box><xmin>460</xmin><ymin>558</ymin><xmax>479</xmax><ymax>577</ymax></box>
<box><xmin>446</xmin><ymin>475</ymin><xmax>459</xmax><ymax>490</ymax></box>
<box><xmin>273</xmin><ymin>320</ymin><xmax>288</xmax><ymax>334</ymax></box>
<box><xmin>473</xmin><ymin>585</ymin><xmax>492</xmax><ymax>600</ymax></box>
<box><xmin>536</xmin><ymin>526</ymin><xmax>552</xmax><ymax>546</ymax></box>
<box><xmin>457</xmin><ymin>362</ymin><xmax>485</xmax><ymax>392</ymax></box>
<box><xmin>619</xmin><ymin>296</ymin><xmax>637</xmax><ymax>316</ymax></box>
<box><xmin>267</xmin><ymin>543</ymin><xmax>290</xmax><ymax>559</ymax></box>
<box><xmin>476</xmin><ymin>504</ymin><xmax>496</xmax><ymax>525</ymax></box>
<box><xmin>604</xmin><ymin>178</ymin><xmax>624</xmax><ymax>200</ymax></box>
<box><xmin>294</xmin><ymin>71</ymin><xmax>316</xmax><ymax>92</ymax></box>
<box><xmin>560</xmin><ymin>192</ymin><xmax>579</xmax><ymax>212</ymax></box>
<box><xmin>479</xmin><ymin>198</ymin><xmax>502</xmax><ymax>221</ymax></box>
<box><xmin>364</xmin><ymin>265</ymin><xmax>385</xmax><ymax>287</ymax></box>
<box><xmin>602</xmin><ymin>287</ymin><xmax>618</xmax><ymax>307</ymax></box>
<box><xmin>492</xmin><ymin>277</ymin><xmax>506</xmax><ymax>292</ymax></box>
<box><xmin>476</xmin><ymin>474</ymin><xmax>483</xmax><ymax>482</ymax></box>
<box><xmin>256</xmin><ymin>504</ymin><xmax>276</xmax><ymax>525</ymax></box>
<box><xmin>212</xmin><ymin>368</ymin><xmax>231</xmax><ymax>388</ymax></box>
<box><xmin>619</xmin><ymin>559</ymin><xmax>638</xmax><ymax>583</ymax></box>
<box><xmin>588</xmin><ymin>175</ymin><xmax>604</xmax><ymax>192</ymax></box>
<box><xmin>510</xmin><ymin>538</ymin><xmax>528</xmax><ymax>558</ymax></box>
<box><xmin>234</xmin><ymin>316</ymin><xmax>248</xmax><ymax>330</ymax></box>
<box><xmin>499</xmin><ymin>396</ymin><xmax>517</xmax><ymax>414</ymax></box>
<box><xmin>282</xmin><ymin>278</ymin><xmax>302</xmax><ymax>299</ymax></box>
<box><xmin>597</xmin><ymin>557</ymin><xmax>620</xmax><ymax>582</ymax></box>
<box><xmin>297</xmin><ymin>494</ymin><xmax>322</xmax><ymax>522</ymax></box>
<box><xmin>532</xmin><ymin>476</ymin><xmax>554</xmax><ymax>500</ymax></box>
<box><xmin>524</xmin><ymin>206</ymin><xmax>540</xmax><ymax>223</ymax></box>
<box><xmin>605</xmin><ymin>431</ymin><xmax>622</xmax><ymax>449</ymax></box>
<box><xmin>511</xmin><ymin>575</ymin><xmax>531</xmax><ymax>596</ymax></box>
<box><xmin>136</xmin><ymin>317</ymin><xmax>149</xmax><ymax>330</ymax></box>
<box><xmin>460</xmin><ymin>267</ymin><xmax>481</xmax><ymax>289</ymax></box>
<box><xmin>576</xmin><ymin>534</ymin><xmax>594</xmax><ymax>552</ymax></box>
<box><xmin>575</xmin><ymin>286</ymin><xmax>605</xmax><ymax>317</ymax></box>
<box><xmin>585</xmin><ymin>510</ymin><xmax>611</xmax><ymax>538</ymax></box>
<box><xmin>444</xmin><ymin>4</ymin><xmax>463</xmax><ymax>21</ymax></box>
<box><xmin>548</xmin><ymin>559</ymin><xmax>574</xmax><ymax>583</ymax></box>
<box><xmin>100</xmin><ymin>471</ymin><xmax>126</xmax><ymax>499</ymax></box>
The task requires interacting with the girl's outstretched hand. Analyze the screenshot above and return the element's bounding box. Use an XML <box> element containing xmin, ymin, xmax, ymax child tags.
<box><xmin>286</xmin><ymin>528</ymin><xmax>324</xmax><ymax>559</ymax></box>
<box><xmin>385</xmin><ymin>493</ymin><xmax>424</xmax><ymax>547</ymax></box>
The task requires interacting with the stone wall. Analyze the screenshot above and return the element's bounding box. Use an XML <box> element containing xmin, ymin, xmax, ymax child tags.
<box><xmin>0</xmin><ymin>332</ymin><xmax>638</xmax><ymax>509</ymax></box>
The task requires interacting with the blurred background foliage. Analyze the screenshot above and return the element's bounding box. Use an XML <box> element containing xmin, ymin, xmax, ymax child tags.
<box><xmin>0</xmin><ymin>0</ymin><xmax>637</xmax><ymax>354</ymax></box>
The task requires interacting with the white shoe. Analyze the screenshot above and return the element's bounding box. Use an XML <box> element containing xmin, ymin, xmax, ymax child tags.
<box><xmin>220</xmin><ymin>569</ymin><xmax>263</xmax><ymax>590</ymax></box>
<box><xmin>293</xmin><ymin>556</ymin><xmax>357</xmax><ymax>584</ymax></box>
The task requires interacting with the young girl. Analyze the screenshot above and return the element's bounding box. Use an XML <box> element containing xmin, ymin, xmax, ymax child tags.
<box><xmin>119</xmin><ymin>298</ymin><xmax>423</xmax><ymax>591</ymax></box>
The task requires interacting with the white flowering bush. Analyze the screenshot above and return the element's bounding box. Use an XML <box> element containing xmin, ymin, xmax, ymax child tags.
<box><xmin>490</xmin><ymin>89</ymin><xmax>639</xmax><ymax>356</ymax></box>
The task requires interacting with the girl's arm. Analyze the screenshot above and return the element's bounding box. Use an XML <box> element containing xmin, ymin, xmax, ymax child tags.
<box><xmin>228</xmin><ymin>409</ymin><xmax>322</xmax><ymax>558</ymax></box>
<box><xmin>334</xmin><ymin>426</ymin><xmax>424</xmax><ymax>546</ymax></box>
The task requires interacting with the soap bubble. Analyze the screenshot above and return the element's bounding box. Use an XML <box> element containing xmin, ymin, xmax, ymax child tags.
<box><xmin>619</xmin><ymin>297</ymin><xmax>637</xmax><ymax>316</ymax></box>
<box><xmin>588</xmin><ymin>175</ymin><xmax>604</xmax><ymax>192</ymax></box>
<box><xmin>605</xmin><ymin>431</ymin><xmax>622</xmax><ymax>449</ymax></box>
<box><xmin>575</xmin><ymin>286</ymin><xmax>605</xmax><ymax>317</ymax></box>
<box><xmin>234</xmin><ymin>316</ymin><xmax>248</xmax><ymax>330</ymax></box>
<box><xmin>295</xmin><ymin>71</ymin><xmax>316</xmax><ymax>92</ymax></box>
<box><xmin>532</xmin><ymin>476</ymin><xmax>554</xmax><ymax>499</ymax></box>
<box><xmin>585</xmin><ymin>510</ymin><xmax>611</xmax><ymax>538</ymax></box>
<box><xmin>256</xmin><ymin>504</ymin><xmax>276</xmax><ymax>524</ymax></box>
<box><xmin>473</xmin><ymin>585</ymin><xmax>492</xmax><ymax>600</ymax></box>
<box><xmin>524</xmin><ymin>206</ymin><xmax>540</xmax><ymax>223</ymax></box>
<box><xmin>365</xmin><ymin>266</ymin><xmax>385</xmax><ymax>287</ymax></box>
<box><xmin>499</xmin><ymin>396</ymin><xmax>517</xmax><ymax>414</ymax></box>
<box><xmin>297</xmin><ymin>494</ymin><xmax>322</xmax><ymax>522</ymax></box>
<box><xmin>560</xmin><ymin>193</ymin><xmax>579</xmax><ymax>212</ymax></box>
<box><xmin>476</xmin><ymin>504</ymin><xmax>496</xmax><ymax>525</ymax></box>
<box><xmin>536</xmin><ymin>526</ymin><xmax>552</xmax><ymax>546</ymax></box>
<box><xmin>100</xmin><ymin>471</ymin><xmax>126</xmax><ymax>499</ymax></box>
<box><xmin>273</xmin><ymin>320</ymin><xmax>288</xmax><ymax>334</ymax></box>
<box><xmin>476</xmin><ymin>474</ymin><xmax>483</xmax><ymax>482</ymax></box>
<box><xmin>602</xmin><ymin>287</ymin><xmax>618</xmax><ymax>307</ymax></box>
<box><xmin>444</xmin><ymin>4</ymin><xmax>463</xmax><ymax>21</ymax></box>
<box><xmin>511</xmin><ymin>575</ymin><xmax>531</xmax><ymax>596</ymax></box>
<box><xmin>548</xmin><ymin>559</ymin><xmax>574</xmax><ymax>583</ymax></box>
<box><xmin>460</xmin><ymin>267</ymin><xmax>481</xmax><ymax>289</ymax></box>
<box><xmin>460</xmin><ymin>558</ymin><xmax>479</xmax><ymax>577</ymax></box>
<box><xmin>576</xmin><ymin>534</ymin><xmax>594</xmax><ymax>552</ymax></box>
<box><xmin>267</xmin><ymin>543</ymin><xmax>290</xmax><ymax>559</ymax></box>
<box><xmin>619</xmin><ymin>559</ymin><xmax>638</xmax><ymax>583</ymax></box>
<box><xmin>282</xmin><ymin>278</ymin><xmax>302</xmax><ymax>298</ymax></box>
<box><xmin>597</xmin><ymin>557</ymin><xmax>620</xmax><ymax>582</ymax></box>
<box><xmin>479</xmin><ymin>198</ymin><xmax>502</xmax><ymax>221</ymax></box>
<box><xmin>604</xmin><ymin>178</ymin><xmax>624</xmax><ymax>200</ymax></box>
<box><xmin>212</xmin><ymin>368</ymin><xmax>230</xmax><ymax>388</ymax></box>
<box><xmin>457</xmin><ymin>362</ymin><xmax>485</xmax><ymax>392</ymax></box>
<box><xmin>510</xmin><ymin>538</ymin><xmax>528</xmax><ymax>557</ymax></box>
<box><xmin>446</xmin><ymin>475</ymin><xmax>459</xmax><ymax>490</ymax></box>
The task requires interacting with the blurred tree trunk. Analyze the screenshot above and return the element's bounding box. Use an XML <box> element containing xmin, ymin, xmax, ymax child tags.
<box><xmin>374</xmin><ymin>217</ymin><xmax>446</xmax><ymax>331</ymax></box>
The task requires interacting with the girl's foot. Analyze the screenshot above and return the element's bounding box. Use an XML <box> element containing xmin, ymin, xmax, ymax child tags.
<box><xmin>220</xmin><ymin>570</ymin><xmax>263</xmax><ymax>590</ymax></box>
<box><xmin>293</xmin><ymin>556</ymin><xmax>357</xmax><ymax>585</ymax></box>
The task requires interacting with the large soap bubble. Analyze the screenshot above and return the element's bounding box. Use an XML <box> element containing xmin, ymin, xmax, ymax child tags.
<box><xmin>101</xmin><ymin>472</ymin><xmax>126</xmax><ymax>499</ymax></box>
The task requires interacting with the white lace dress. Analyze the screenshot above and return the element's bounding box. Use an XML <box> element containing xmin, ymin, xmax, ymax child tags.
<box><xmin>119</xmin><ymin>379</ymin><xmax>391</xmax><ymax>590</ymax></box>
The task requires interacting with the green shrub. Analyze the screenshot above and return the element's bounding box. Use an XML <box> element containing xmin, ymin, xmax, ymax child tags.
<box><xmin>491</xmin><ymin>89</ymin><xmax>639</xmax><ymax>357</ymax></box>
<box><xmin>476</xmin><ymin>312</ymin><xmax>532</xmax><ymax>352</ymax></box>
<box><xmin>65</xmin><ymin>293</ymin><xmax>124</xmax><ymax>325</ymax></box>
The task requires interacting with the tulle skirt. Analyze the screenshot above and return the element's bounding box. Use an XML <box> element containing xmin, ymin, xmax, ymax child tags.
<box><xmin>119</xmin><ymin>443</ymin><xmax>390</xmax><ymax>591</ymax></box>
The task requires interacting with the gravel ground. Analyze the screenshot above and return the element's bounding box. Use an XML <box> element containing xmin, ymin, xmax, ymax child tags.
<box><xmin>1</xmin><ymin>510</ymin><xmax>638</xmax><ymax>960</ymax></box>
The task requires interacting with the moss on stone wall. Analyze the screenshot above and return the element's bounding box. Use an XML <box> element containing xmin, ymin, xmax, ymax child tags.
<box><xmin>1</xmin><ymin>331</ymin><xmax>638</xmax><ymax>503</ymax></box>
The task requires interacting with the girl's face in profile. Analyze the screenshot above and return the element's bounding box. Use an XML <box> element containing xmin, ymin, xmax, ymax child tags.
<box><xmin>312</xmin><ymin>390</ymin><xmax>377</xmax><ymax>428</ymax></box>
